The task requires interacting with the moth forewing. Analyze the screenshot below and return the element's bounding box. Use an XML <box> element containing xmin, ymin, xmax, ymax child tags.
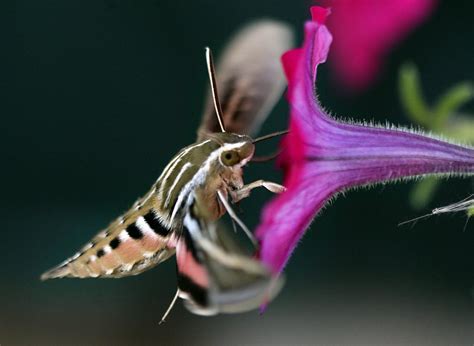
<box><xmin>198</xmin><ymin>20</ymin><xmax>294</xmax><ymax>139</ymax></box>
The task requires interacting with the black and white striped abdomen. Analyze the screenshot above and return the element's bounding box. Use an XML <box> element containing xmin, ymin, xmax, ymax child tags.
<box><xmin>41</xmin><ymin>207</ymin><xmax>177</xmax><ymax>280</ymax></box>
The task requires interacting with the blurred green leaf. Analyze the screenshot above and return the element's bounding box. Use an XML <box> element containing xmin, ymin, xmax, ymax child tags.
<box><xmin>433</xmin><ymin>83</ymin><xmax>473</xmax><ymax>129</ymax></box>
<box><xmin>467</xmin><ymin>206</ymin><xmax>474</xmax><ymax>218</ymax></box>
<box><xmin>399</xmin><ymin>63</ymin><xmax>431</xmax><ymax>127</ymax></box>
<box><xmin>444</xmin><ymin>116</ymin><xmax>474</xmax><ymax>142</ymax></box>
<box><xmin>409</xmin><ymin>176</ymin><xmax>439</xmax><ymax>210</ymax></box>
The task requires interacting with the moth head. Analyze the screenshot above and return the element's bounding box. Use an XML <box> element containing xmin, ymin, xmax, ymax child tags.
<box><xmin>202</xmin><ymin>47</ymin><xmax>287</xmax><ymax>169</ymax></box>
<box><xmin>220</xmin><ymin>142</ymin><xmax>255</xmax><ymax>167</ymax></box>
<box><xmin>207</xmin><ymin>133</ymin><xmax>255</xmax><ymax>168</ymax></box>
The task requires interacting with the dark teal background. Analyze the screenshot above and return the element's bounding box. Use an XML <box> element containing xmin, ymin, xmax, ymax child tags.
<box><xmin>5</xmin><ymin>0</ymin><xmax>473</xmax><ymax>344</ymax></box>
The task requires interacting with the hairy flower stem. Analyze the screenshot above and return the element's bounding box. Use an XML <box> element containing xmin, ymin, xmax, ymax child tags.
<box><xmin>308</xmin><ymin>118</ymin><xmax>474</xmax><ymax>190</ymax></box>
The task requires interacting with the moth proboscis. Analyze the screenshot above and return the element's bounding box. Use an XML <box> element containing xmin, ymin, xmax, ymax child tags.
<box><xmin>41</xmin><ymin>19</ymin><xmax>294</xmax><ymax>321</ymax></box>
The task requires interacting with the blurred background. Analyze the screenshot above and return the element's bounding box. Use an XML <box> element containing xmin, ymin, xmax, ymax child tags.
<box><xmin>6</xmin><ymin>0</ymin><xmax>473</xmax><ymax>344</ymax></box>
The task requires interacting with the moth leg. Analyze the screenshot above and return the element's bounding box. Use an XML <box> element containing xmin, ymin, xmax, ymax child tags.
<box><xmin>217</xmin><ymin>190</ymin><xmax>257</xmax><ymax>246</ymax></box>
<box><xmin>159</xmin><ymin>288</ymin><xmax>180</xmax><ymax>325</ymax></box>
<box><xmin>230</xmin><ymin>218</ymin><xmax>238</xmax><ymax>234</ymax></box>
<box><xmin>231</xmin><ymin>180</ymin><xmax>286</xmax><ymax>203</ymax></box>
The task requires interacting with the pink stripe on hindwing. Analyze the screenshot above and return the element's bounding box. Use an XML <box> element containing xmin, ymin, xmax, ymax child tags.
<box><xmin>176</xmin><ymin>236</ymin><xmax>209</xmax><ymax>289</ymax></box>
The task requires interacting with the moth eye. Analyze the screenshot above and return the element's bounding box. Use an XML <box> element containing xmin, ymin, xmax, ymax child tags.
<box><xmin>221</xmin><ymin>150</ymin><xmax>240</xmax><ymax>166</ymax></box>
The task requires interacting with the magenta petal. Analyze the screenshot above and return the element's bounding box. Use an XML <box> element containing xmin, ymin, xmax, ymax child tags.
<box><xmin>256</xmin><ymin>6</ymin><xmax>474</xmax><ymax>275</ymax></box>
<box><xmin>310</xmin><ymin>6</ymin><xmax>331</xmax><ymax>24</ymax></box>
<box><xmin>256</xmin><ymin>7</ymin><xmax>336</xmax><ymax>274</ymax></box>
<box><xmin>324</xmin><ymin>0</ymin><xmax>437</xmax><ymax>91</ymax></box>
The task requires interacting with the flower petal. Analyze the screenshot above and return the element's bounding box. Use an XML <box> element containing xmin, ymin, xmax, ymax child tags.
<box><xmin>257</xmin><ymin>6</ymin><xmax>334</xmax><ymax>274</ymax></box>
<box><xmin>256</xmin><ymin>6</ymin><xmax>474</xmax><ymax>277</ymax></box>
<box><xmin>324</xmin><ymin>0</ymin><xmax>437</xmax><ymax>91</ymax></box>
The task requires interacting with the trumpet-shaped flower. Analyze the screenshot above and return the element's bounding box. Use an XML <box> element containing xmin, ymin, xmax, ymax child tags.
<box><xmin>255</xmin><ymin>6</ymin><xmax>474</xmax><ymax>275</ymax></box>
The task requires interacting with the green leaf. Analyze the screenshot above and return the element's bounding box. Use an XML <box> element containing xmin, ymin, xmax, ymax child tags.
<box><xmin>443</xmin><ymin>116</ymin><xmax>474</xmax><ymax>143</ymax></box>
<box><xmin>433</xmin><ymin>83</ymin><xmax>473</xmax><ymax>129</ymax></box>
<box><xmin>410</xmin><ymin>177</ymin><xmax>440</xmax><ymax>210</ymax></box>
<box><xmin>399</xmin><ymin>63</ymin><xmax>432</xmax><ymax>127</ymax></box>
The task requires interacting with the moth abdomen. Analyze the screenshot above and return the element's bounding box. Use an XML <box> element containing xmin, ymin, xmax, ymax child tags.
<box><xmin>41</xmin><ymin>207</ymin><xmax>176</xmax><ymax>280</ymax></box>
<box><xmin>40</xmin><ymin>262</ymin><xmax>71</xmax><ymax>280</ymax></box>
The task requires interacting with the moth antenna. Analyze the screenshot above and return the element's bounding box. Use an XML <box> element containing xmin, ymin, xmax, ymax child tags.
<box><xmin>252</xmin><ymin>130</ymin><xmax>289</xmax><ymax>144</ymax></box>
<box><xmin>159</xmin><ymin>289</ymin><xmax>180</xmax><ymax>325</ymax></box>
<box><xmin>205</xmin><ymin>47</ymin><xmax>226</xmax><ymax>132</ymax></box>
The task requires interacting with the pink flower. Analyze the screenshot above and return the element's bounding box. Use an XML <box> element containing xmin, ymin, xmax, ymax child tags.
<box><xmin>255</xmin><ymin>6</ymin><xmax>474</xmax><ymax>276</ymax></box>
<box><xmin>322</xmin><ymin>0</ymin><xmax>436</xmax><ymax>91</ymax></box>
